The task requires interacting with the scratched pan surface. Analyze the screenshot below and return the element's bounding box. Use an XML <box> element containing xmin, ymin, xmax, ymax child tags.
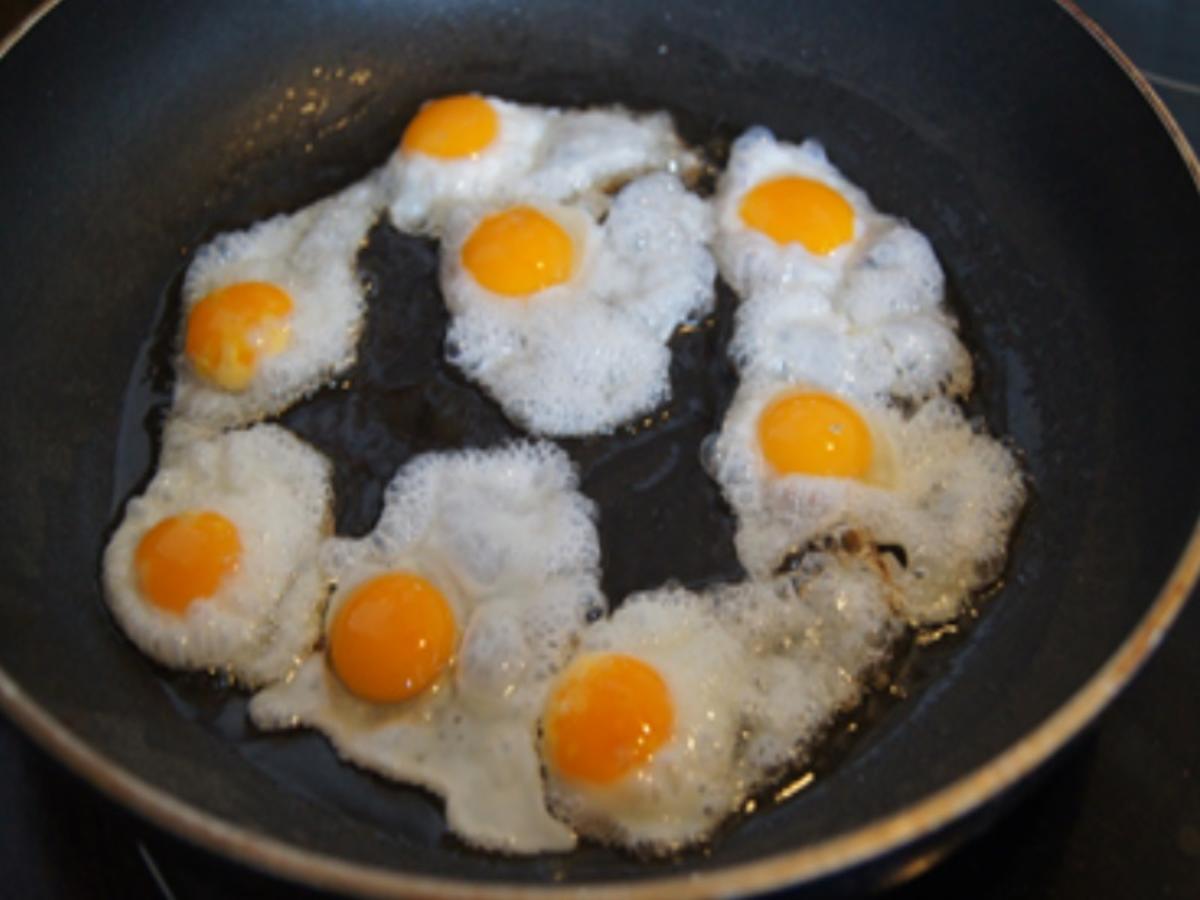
<box><xmin>0</xmin><ymin>0</ymin><xmax>1198</xmax><ymax>896</ymax></box>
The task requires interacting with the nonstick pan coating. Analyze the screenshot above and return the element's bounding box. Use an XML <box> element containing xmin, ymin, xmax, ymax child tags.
<box><xmin>0</xmin><ymin>0</ymin><xmax>1197</xmax><ymax>896</ymax></box>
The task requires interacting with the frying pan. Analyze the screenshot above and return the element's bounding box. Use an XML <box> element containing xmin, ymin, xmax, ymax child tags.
<box><xmin>1</xmin><ymin>0</ymin><xmax>1197</xmax><ymax>896</ymax></box>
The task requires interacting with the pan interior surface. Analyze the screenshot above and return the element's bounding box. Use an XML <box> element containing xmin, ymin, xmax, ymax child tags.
<box><xmin>1</xmin><ymin>0</ymin><xmax>1198</xmax><ymax>889</ymax></box>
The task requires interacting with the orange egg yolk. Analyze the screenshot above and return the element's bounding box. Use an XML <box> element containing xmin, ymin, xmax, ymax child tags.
<box><xmin>460</xmin><ymin>206</ymin><xmax>575</xmax><ymax>298</ymax></box>
<box><xmin>328</xmin><ymin>572</ymin><xmax>457</xmax><ymax>704</ymax></box>
<box><xmin>757</xmin><ymin>391</ymin><xmax>873</xmax><ymax>478</ymax></box>
<box><xmin>134</xmin><ymin>511</ymin><xmax>242</xmax><ymax>616</ymax></box>
<box><xmin>400</xmin><ymin>94</ymin><xmax>499</xmax><ymax>159</ymax></box>
<box><xmin>184</xmin><ymin>281</ymin><xmax>293</xmax><ymax>391</ymax></box>
<box><xmin>542</xmin><ymin>653</ymin><xmax>674</xmax><ymax>786</ymax></box>
<box><xmin>739</xmin><ymin>176</ymin><xmax>855</xmax><ymax>254</ymax></box>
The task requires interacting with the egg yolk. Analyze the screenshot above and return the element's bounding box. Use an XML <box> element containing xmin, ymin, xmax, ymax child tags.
<box><xmin>184</xmin><ymin>281</ymin><xmax>293</xmax><ymax>391</ymax></box>
<box><xmin>542</xmin><ymin>653</ymin><xmax>674</xmax><ymax>786</ymax></box>
<box><xmin>739</xmin><ymin>176</ymin><xmax>855</xmax><ymax>254</ymax></box>
<box><xmin>401</xmin><ymin>94</ymin><xmax>499</xmax><ymax>159</ymax></box>
<box><xmin>758</xmin><ymin>391</ymin><xmax>873</xmax><ymax>478</ymax></box>
<box><xmin>134</xmin><ymin>511</ymin><xmax>242</xmax><ymax>616</ymax></box>
<box><xmin>461</xmin><ymin>206</ymin><xmax>575</xmax><ymax>298</ymax></box>
<box><xmin>328</xmin><ymin>572</ymin><xmax>457</xmax><ymax>704</ymax></box>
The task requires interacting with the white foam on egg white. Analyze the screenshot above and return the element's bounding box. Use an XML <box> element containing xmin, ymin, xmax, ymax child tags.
<box><xmin>837</xmin><ymin>225</ymin><xmax>946</xmax><ymax>326</ymax></box>
<box><xmin>249</xmin><ymin>441</ymin><xmax>605</xmax><ymax>854</ymax></box>
<box><xmin>102</xmin><ymin>425</ymin><xmax>333</xmax><ymax>686</ymax></box>
<box><xmin>385</xmin><ymin>98</ymin><xmax>698</xmax><ymax>235</ymax></box>
<box><xmin>170</xmin><ymin>171</ymin><xmax>384</xmax><ymax>430</ymax></box>
<box><xmin>706</xmin><ymin>378</ymin><xmax>1026</xmax><ymax>624</ymax></box>
<box><xmin>543</xmin><ymin>551</ymin><xmax>902</xmax><ymax>851</ymax></box>
<box><xmin>438</xmin><ymin>173</ymin><xmax>716</xmax><ymax>436</ymax></box>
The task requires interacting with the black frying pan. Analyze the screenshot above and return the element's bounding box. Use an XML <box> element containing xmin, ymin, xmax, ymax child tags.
<box><xmin>1</xmin><ymin>1</ymin><xmax>1198</xmax><ymax>896</ymax></box>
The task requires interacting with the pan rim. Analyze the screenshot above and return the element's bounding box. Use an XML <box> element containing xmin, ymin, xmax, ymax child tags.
<box><xmin>1</xmin><ymin>0</ymin><xmax>1198</xmax><ymax>896</ymax></box>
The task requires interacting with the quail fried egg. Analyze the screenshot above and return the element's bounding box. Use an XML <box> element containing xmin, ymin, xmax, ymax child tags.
<box><xmin>541</xmin><ymin>551</ymin><xmax>901</xmax><ymax>851</ymax></box>
<box><xmin>705</xmin><ymin>379</ymin><xmax>1025</xmax><ymax>624</ymax></box>
<box><xmin>249</xmin><ymin>441</ymin><xmax>605</xmax><ymax>853</ymax></box>
<box><xmin>438</xmin><ymin>173</ymin><xmax>715</xmax><ymax>435</ymax></box>
<box><xmin>102</xmin><ymin>425</ymin><xmax>333</xmax><ymax>686</ymax></box>
<box><xmin>171</xmin><ymin>173</ymin><xmax>383</xmax><ymax>429</ymax></box>
<box><xmin>715</xmin><ymin>130</ymin><xmax>970</xmax><ymax>402</ymax></box>
<box><xmin>386</xmin><ymin>93</ymin><xmax>697</xmax><ymax>234</ymax></box>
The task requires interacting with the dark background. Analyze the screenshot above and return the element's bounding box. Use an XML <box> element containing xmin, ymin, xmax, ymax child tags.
<box><xmin>1</xmin><ymin>1</ymin><xmax>1197</xmax><ymax>897</ymax></box>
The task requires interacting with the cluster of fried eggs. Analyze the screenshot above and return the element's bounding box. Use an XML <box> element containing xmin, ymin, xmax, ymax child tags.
<box><xmin>541</xmin><ymin>551</ymin><xmax>901</xmax><ymax>850</ymax></box>
<box><xmin>702</xmin><ymin>128</ymin><xmax>1025</xmax><ymax>624</ymax></box>
<box><xmin>250</xmin><ymin>442</ymin><xmax>605</xmax><ymax>852</ymax></box>
<box><xmin>393</xmin><ymin>94</ymin><xmax>716</xmax><ymax>435</ymax></box>
<box><xmin>102</xmin><ymin>96</ymin><xmax>1026</xmax><ymax>858</ymax></box>
<box><xmin>168</xmin><ymin>92</ymin><xmax>714</xmax><ymax>438</ymax></box>
<box><xmin>530</xmin><ymin>130</ymin><xmax>1023</xmax><ymax>849</ymax></box>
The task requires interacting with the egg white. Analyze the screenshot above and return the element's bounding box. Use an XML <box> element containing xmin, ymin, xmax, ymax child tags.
<box><xmin>102</xmin><ymin>425</ymin><xmax>333</xmax><ymax>686</ymax></box>
<box><xmin>386</xmin><ymin>97</ymin><xmax>698</xmax><ymax>235</ymax></box>
<box><xmin>439</xmin><ymin>173</ymin><xmax>716</xmax><ymax>436</ymax></box>
<box><xmin>248</xmin><ymin>441</ymin><xmax>604</xmax><ymax>854</ymax></box>
<box><xmin>729</xmin><ymin>286</ymin><xmax>972</xmax><ymax>404</ymax></box>
<box><xmin>706</xmin><ymin>377</ymin><xmax>1025</xmax><ymax>624</ymax></box>
<box><xmin>171</xmin><ymin>171</ymin><xmax>383</xmax><ymax>430</ymax></box>
<box><xmin>543</xmin><ymin>550</ymin><xmax>901</xmax><ymax>851</ymax></box>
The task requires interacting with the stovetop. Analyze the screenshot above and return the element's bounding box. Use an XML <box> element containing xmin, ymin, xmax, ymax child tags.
<box><xmin>2</xmin><ymin>2</ymin><xmax>1198</xmax><ymax>897</ymax></box>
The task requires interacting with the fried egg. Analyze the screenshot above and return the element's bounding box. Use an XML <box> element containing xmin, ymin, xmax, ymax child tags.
<box><xmin>171</xmin><ymin>173</ymin><xmax>383</xmax><ymax>429</ymax></box>
<box><xmin>438</xmin><ymin>173</ymin><xmax>715</xmax><ymax>435</ymax></box>
<box><xmin>249</xmin><ymin>442</ymin><xmax>604</xmax><ymax>854</ymax></box>
<box><xmin>541</xmin><ymin>551</ymin><xmax>901</xmax><ymax>851</ymax></box>
<box><xmin>385</xmin><ymin>94</ymin><xmax>697</xmax><ymax>234</ymax></box>
<box><xmin>715</xmin><ymin>129</ymin><xmax>970</xmax><ymax>402</ymax></box>
<box><xmin>705</xmin><ymin>379</ymin><xmax>1025</xmax><ymax>624</ymax></box>
<box><xmin>102</xmin><ymin>425</ymin><xmax>333</xmax><ymax>686</ymax></box>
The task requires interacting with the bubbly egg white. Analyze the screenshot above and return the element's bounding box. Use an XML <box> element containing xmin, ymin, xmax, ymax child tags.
<box><xmin>544</xmin><ymin>551</ymin><xmax>901</xmax><ymax>851</ymax></box>
<box><xmin>171</xmin><ymin>172</ymin><xmax>383</xmax><ymax>430</ymax></box>
<box><xmin>102</xmin><ymin>425</ymin><xmax>333</xmax><ymax>686</ymax></box>
<box><xmin>729</xmin><ymin>289</ymin><xmax>972</xmax><ymax>404</ymax></box>
<box><xmin>707</xmin><ymin>378</ymin><xmax>1025</xmax><ymax>624</ymax></box>
<box><xmin>249</xmin><ymin>441</ymin><xmax>604</xmax><ymax>854</ymax></box>
<box><xmin>439</xmin><ymin>173</ymin><xmax>716</xmax><ymax>436</ymax></box>
<box><xmin>386</xmin><ymin>98</ymin><xmax>697</xmax><ymax>234</ymax></box>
